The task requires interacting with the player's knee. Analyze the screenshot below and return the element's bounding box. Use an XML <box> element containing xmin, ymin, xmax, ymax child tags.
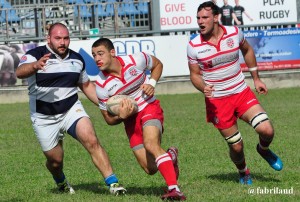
<box><xmin>258</xmin><ymin>126</ymin><xmax>274</xmax><ymax>141</ymax></box>
<box><xmin>229</xmin><ymin>142</ymin><xmax>243</xmax><ymax>153</ymax></box>
<box><xmin>143</xmin><ymin>141</ymin><xmax>158</xmax><ymax>153</ymax></box>
<box><xmin>83</xmin><ymin>136</ymin><xmax>100</xmax><ymax>151</ymax></box>
<box><xmin>262</xmin><ymin>125</ymin><xmax>274</xmax><ymax>135</ymax></box>
<box><xmin>46</xmin><ymin>158</ymin><xmax>63</xmax><ymax>169</ymax></box>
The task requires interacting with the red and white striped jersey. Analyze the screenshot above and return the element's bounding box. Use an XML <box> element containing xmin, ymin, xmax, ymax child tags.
<box><xmin>95</xmin><ymin>52</ymin><xmax>156</xmax><ymax>112</ymax></box>
<box><xmin>187</xmin><ymin>25</ymin><xmax>248</xmax><ymax>98</ymax></box>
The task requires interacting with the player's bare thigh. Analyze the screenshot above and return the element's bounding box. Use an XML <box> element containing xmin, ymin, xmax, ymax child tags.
<box><xmin>218</xmin><ymin>124</ymin><xmax>239</xmax><ymax>138</ymax></box>
<box><xmin>75</xmin><ymin>117</ymin><xmax>98</xmax><ymax>144</ymax></box>
<box><xmin>240</xmin><ymin>104</ymin><xmax>265</xmax><ymax>122</ymax></box>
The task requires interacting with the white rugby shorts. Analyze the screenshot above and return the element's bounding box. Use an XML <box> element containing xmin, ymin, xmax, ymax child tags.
<box><xmin>31</xmin><ymin>100</ymin><xmax>89</xmax><ymax>151</ymax></box>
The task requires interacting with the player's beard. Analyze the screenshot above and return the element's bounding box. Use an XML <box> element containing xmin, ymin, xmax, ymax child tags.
<box><xmin>54</xmin><ymin>46</ymin><xmax>68</xmax><ymax>58</ymax></box>
<box><xmin>48</xmin><ymin>42</ymin><xmax>68</xmax><ymax>59</ymax></box>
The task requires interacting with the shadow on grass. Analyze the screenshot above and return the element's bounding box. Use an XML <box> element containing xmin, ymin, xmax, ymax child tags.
<box><xmin>207</xmin><ymin>172</ymin><xmax>281</xmax><ymax>183</ymax></box>
<box><xmin>51</xmin><ymin>182</ymin><xmax>164</xmax><ymax>197</ymax></box>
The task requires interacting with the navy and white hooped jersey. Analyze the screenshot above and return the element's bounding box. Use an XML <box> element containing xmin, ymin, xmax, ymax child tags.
<box><xmin>187</xmin><ymin>25</ymin><xmax>248</xmax><ymax>98</ymax></box>
<box><xmin>18</xmin><ymin>45</ymin><xmax>89</xmax><ymax>116</ymax></box>
<box><xmin>95</xmin><ymin>52</ymin><xmax>155</xmax><ymax>112</ymax></box>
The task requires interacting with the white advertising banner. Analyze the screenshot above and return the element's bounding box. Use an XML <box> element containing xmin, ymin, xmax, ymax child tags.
<box><xmin>63</xmin><ymin>35</ymin><xmax>191</xmax><ymax>78</ymax></box>
<box><xmin>159</xmin><ymin>0</ymin><xmax>200</xmax><ymax>30</ymax></box>
<box><xmin>159</xmin><ymin>0</ymin><xmax>298</xmax><ymax>30</ymax></box>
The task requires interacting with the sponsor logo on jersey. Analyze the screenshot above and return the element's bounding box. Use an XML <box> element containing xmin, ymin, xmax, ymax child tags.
<box><xmin>20</xmin><ymin>55</ymin><xmax>27</xmax><ymax>63</ymax></box>
<box><xmin>198</xmin><ymin>49</ymin><xmax>211</xmax><ymax>54</ymax></box>
<box><xmin>108</xmin><ymin>84</ymin><xmax>118</xmax><ymax>92</ymax></box>
<box><xmin>213</xmin><ymin>52</ymin><xmax>239</xmax><ymax>65</ymax></box>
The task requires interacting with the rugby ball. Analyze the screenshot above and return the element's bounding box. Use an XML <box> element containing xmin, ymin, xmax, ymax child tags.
<box><xmin>106</xmin><ymin>95</ymin><xmax>138</xmax><ymax>116</ymax></box>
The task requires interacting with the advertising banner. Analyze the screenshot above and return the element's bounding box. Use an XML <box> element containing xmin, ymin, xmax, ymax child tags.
<box><xmin>159</xmin><ymin>0</ymin><xmax>297</xmax><ymax>30</ymax></box>
<box><xmin>241</xmin><ymin>28</ymin><xmax>300</xmax><ymax>71</ymax></box>
<box><xmin>16</xmin><ymin>28</ymin><xmax>300</xmax><ymax>81</ymax></box>
<box><xmin>67</xmin><ymin>35</ymin><xmax>190</xmax><ymax>78</ymax></box>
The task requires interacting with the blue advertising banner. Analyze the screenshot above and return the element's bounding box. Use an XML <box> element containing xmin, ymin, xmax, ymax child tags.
<box><xmin>241</xmin><ymin>28</ymin><xmax>300</xmax><ymax>71</ymax></box>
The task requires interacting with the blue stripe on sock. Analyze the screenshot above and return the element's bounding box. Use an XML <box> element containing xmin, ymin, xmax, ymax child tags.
<box><xmin>104</xmin><ymin>174</ymin><xmax>118</xmax><ymax>186</ymax></box>
<box><xmin>53</xmin><ymin>173</ymin><xmax>66</xmax><ymax>184</ymax></box>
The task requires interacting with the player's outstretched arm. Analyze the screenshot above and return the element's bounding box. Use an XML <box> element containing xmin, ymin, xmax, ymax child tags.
<box><xmin>16</xmin><ymin>53</ymin><xmax>51</xmax><ymax>79</ymax></box>
<box><xmin>78</xmin><ymin>81</ymin><xmax>99</xmax><ymax>106</ymax></box>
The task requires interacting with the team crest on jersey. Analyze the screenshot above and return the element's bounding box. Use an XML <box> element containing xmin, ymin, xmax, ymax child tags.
<box><xmin>129</xmin><ymin>68</ymin><xmax>137</xmax><ymax>76</ymax></box>
<box><xmin>226</xmin><ymin>38</ymin><xmax>234</xmax><ymax>48</ymax></box>
<box><xmin>20</xmin><ymin>55</ymin><xmax>27</xmax><ymax>63</ymax></box>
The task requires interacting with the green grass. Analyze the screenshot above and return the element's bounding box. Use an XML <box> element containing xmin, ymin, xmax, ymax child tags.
<box><xmin>0</xmin><ymin>87</ymin><xmax>299</xmax><ymax>201</ymax></box>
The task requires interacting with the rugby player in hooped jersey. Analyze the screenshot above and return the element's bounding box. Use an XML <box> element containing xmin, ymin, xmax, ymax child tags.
<box><xmin>15</xmin><ymin>23</ymin><xmax>126</xmax><ymax>195</ymax></box>
<box><xmin>91</xmin><ymin>38</ymin><xmax>186</xmax><ymax>201</ymax></box>
<box><xmin>187</xmin><ymin>1</ymin><xmax>283</xmax><ymax>185</ymax></box>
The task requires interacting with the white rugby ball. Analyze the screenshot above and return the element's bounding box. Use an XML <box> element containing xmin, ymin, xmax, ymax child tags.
<box><xmin>106</xmin><ymin>95</ymin><xmax>138</xmax><ymax>116</ymax></box>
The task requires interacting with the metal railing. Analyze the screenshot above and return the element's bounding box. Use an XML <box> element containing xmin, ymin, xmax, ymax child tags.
<box><xmin>0</xmin><ymin>0</ymin><xmax>151</xmax><ymax>43</ymax></box>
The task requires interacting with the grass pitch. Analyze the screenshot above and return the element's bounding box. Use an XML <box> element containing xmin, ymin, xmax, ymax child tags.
<box><xmin>0</xmin><ymin>87</ymin><xmax>299</xmax><ymax>201</ymax></box>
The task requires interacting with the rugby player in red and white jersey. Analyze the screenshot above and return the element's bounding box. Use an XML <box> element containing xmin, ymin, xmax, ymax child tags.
<box><xmin>187</xmin><ymin>1</ymin><xmax>283</xmax><ymax>185</ymax></box>
<box><xmin>92</xmin><ymin>38</ymin><xmax>186</xmax><ymax>201</ymax></box>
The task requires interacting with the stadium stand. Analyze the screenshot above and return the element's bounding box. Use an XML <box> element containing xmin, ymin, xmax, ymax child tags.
<box><xmin>0</xmin><ymin>1</ymin><xmax>20</xmax><ymax>24</ymax></box>
<box><xmin>0</xmin><ymin>0</ymin><xmax>151</xmax><ymax>43</ymax></box>
<box><xmin>137</xmin><ymin>1</ymin><xmax>148</xmax><ymax>15</ymax></box>
<box><xmin>74</xmin><ymin>0</ymin><xmax>92</xmax><ymax>18</ymax></box>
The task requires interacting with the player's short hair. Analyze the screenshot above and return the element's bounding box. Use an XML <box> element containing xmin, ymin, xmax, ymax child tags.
<box><xmin>92</xmin><ymin>38</ymin><xmax>115</xmax><ymax>51</ymax></box>
<box><xmin>197</xmin><ymin>1</ymin><xmax>220</xmax><ymax>16</ymax></box>
<box><xmin>48</xmin><ymin>22</ymin><xmax>68</xmax><ymax>36</ymax></box>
